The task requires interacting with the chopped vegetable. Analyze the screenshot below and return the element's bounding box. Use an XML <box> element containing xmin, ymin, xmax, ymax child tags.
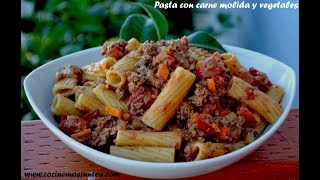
<box><xmin>207</xmin><ymin>78</ymin><xmax>216</xmax><ymax>92</ymax></box>
<box><xmin>157</xmin><ymin>63</ymin><xmax>169</xmax><ymax>80</ymax></box>
<box><xmin>71</xmin><ymin>128</ymin><xmax>91</xmax><ymax>139</ymax></box>
<box><xmin>191</xmin><ymin>113</ymin><xmax>220</xmax><ymax>136</ymax></box>
<box><xmin>105</xmin><ymin>106</ymin><xmax>124</xmax><ymax>118</ymax></box>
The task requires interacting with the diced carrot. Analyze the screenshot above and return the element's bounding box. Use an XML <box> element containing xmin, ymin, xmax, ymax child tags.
<box><xmin>219</xmin><ymin>126</ymin><xmax>231</xmax><ymax>138</ymax></box>
<box><xmin>105</xmin><ymin>106</ymin><xmax>123</xmax><ymax>118</ymax></box>
<box><xmin>71</xmin><ymin>128</ymin><xmax>91</xmax><ymax>139</ymax></box>
<box><xmin>207</xmin><ymin>79</ymin><xmax>216</xmax><ymax>92</ymax></box>
<box><xmin>220</xmin><ymin>108</ymin><xmax>231</xmax><ymax>117</ymax></box>
<box><xmin>212</xmin><ymin>51</ymin><xmax>221</xmax><ymax>57</ymax></box>
<box><xmin>157</xmin><ymin>63</ymin><xmax>169</xmax><ymax>80</ymax></box>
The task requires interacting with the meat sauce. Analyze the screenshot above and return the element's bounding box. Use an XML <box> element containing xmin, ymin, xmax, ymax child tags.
<box><xmin>56</xmin><ymin>37</ymin><xmax>274</xmax><ymax>162</ymax></box>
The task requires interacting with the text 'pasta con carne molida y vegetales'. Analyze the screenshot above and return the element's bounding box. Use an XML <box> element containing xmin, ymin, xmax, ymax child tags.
<box><xmin>51</xmin><ymin>37</ymin><xmax>284</xmax><ymax>162</ymax></box>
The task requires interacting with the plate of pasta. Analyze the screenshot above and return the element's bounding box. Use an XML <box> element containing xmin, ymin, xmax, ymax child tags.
<box><xmin>24</xmin><ymin>37</ymin><xmax>296</xmax><ymax>178</ymax></box>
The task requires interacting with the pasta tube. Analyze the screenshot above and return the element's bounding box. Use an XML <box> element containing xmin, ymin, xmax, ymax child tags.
<box><xmin>82</xmin><ymin>57</ymin><xmax>117</xmax><ymax>82</ymax></box>
<box><xmin>254</xmin><ymin>120</ymin><xmax>268</xmax><ymax>135</ymax></box>
<box><xmin>110</xmin><ymin>146</ymin><xmax>175</xmax><ymax>163</ymax></box>
<box><xmin>227</xmin><ymin>77</ymin><xmax>282</xmax><ymax>123</ymax></box>
<box><xmin>221</xmin><ymin>53</ymin><xmax>242</xmax><ymax>74</ymax></box>
<box><xmin>190</xmin><ymin>142</ymin><xmax>227</xmax><ymax>161</ymax></box>
<box><xmin>74</xmin><ymin>86</ymin><xmax>95</xmax><ymax>102</ymax></box>
<box><xmin>115</xmin><ymin>130</ymin><xmax>182</xmax><ymax>149</ymax></box>
<box><xmin>266</xmin><ymin>85</ymin><xmax>285</xmax><ymax>103</ymax></box>
<box><xmin>93</xmin><ymin>84</ymin><xmax>127</xmax><ymax>109</ymax></box>
<box><xmin>106</xmin><ymin>51</ymin><xmax>142</xmax><ymax>88</ymax></box>
<box><xmin>74</xmin><ymin>94</ymin><xmax>108</xmax><ymax>116</ymax></box>
<box><xmin>51</xmin><ymin>94</ymin><xmax>80</xmax><ymax>116</ymax></box>
<box><xmin>142</xmin><ymin>67</ymin><xmax>196</xmax><ymax>131</ymax></box>
<box><xmin>52</xmin><ymin>78</ymin><xmax>77</xmax><ymax>97</ymax></box>
<box><xmin>125</xmin><ymin>38</ymin><xmax>141</xmax><ymax>52</ymax></box>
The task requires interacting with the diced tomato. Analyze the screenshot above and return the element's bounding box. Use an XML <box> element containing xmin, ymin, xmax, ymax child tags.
<box><xmin>213</xmin><ymin>75</ymin><xmax>227</xmax><ymax>89</ymax></box>
<box><xmin>129</xmin><ymin>86</ymin><xmax>145</xmax><ymax>103</ymax></box>
<box><xmin>165</xmin><ymin>55</ymin><xmax>175</xmax><ymax>69</ymax></box>
<box><xmin>237</xmin><ymin>106</ymin><xmax>256</xmax><ymax>121</ymax></box>
<box><xmin>248</xmin><ymin>67</ymin><xmax>258</xmax><ymax>76</ymax></box>
<box><xmin>81</xmin><ymin>110</ymin><xmax>100</xmax><ymax>122</ymax></box>
<box><xmin>245</xmin><ymin>88</ymin><xmax>255</xmax><ymax>100</ymax></box>
<box><xmin>219</xmin><ymin>126</ymin><xmax>231</xmax><ymax>138</ymax></box>
<box><xmin>238</xmin><ymin>71</ymin><xmax>254</xmax><ymax>84</ymax></box>
<box><xmin>191</xmin><ymin>113</ymin><xmax>220</xmax><ymax>136</ymax></box>
<box><xmin>220</xmin><ymin>108</ymin><xmax>231</xmax><ymax>117</ymax></box>
<box><xmin>109</xmin><ymin>47</ymin><xmax>121</xmax><ymax>60</ymax></box>
<box><xmin>143</xmin><ymin>88</ymin><xmax>155</xmax><ymax>109</ymax></box>
<box><xmin>59</xmin><ymin>116</ymin><xmax>88</xmax><ymax>135</ymax></box>
<box><xmin>195</xmin><ymin>61</ymin><xmax>223</xmax><ymax>79</ymax></box>
<box><xmin>215</xmin><ymin>101</ymin><xmax>223</xmax><ymax>114</ymax></box>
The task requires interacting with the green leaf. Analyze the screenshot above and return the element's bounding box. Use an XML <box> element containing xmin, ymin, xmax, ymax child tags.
<box><xmin>188</xmin><ymin>31</ymin><xmax>227</xmax><ymax>53</ymax></box>
<box><xmin>133</xmin><ymin>2</ymin><xmax>168</xmax><ymax>40</ymax></box>
<box><xmin>120</xmin><ymin>14</ymin><xmax>158</xmax><ymax>42</ymax></box>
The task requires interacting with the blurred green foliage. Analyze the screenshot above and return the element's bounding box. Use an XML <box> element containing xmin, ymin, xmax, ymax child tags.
<box><xmin>21</xmin><ymin>0</ymin><xmax>239</xmax><ymax>120</ymax></box>
<box><xmin>21</xmin><ymin>0</ymin><xmax>197</xmax><ymax>120</ymax></box>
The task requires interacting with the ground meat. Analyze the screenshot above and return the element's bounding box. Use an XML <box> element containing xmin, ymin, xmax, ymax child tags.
<box><xmin>168</xmin><ymin>36</ymin><xmax>189</xmax><ymax>53</ymax></box>
<box><xmin>127</xmin><ymin>72</ymin><xmax>147</xmax><ymax>94</ymax></box>
<box><xmin>55</xmin><ymin>65</ymin><xmax>83</xmax><ymax>82</ymax></box>
<box><xmin>135</xmin><ymin>55</ymin><xmax>153</xmax><ymax>76</ymax></box>
<box><xmin>115</xmin><ymin>83</ymin><xmax>129</xmax><ymax>100</ymax></box>
<box><xmin>147</xmin><ymin>69</ymin><xmax>165</xmax><ymax>89</ymax></box>
<box><xmin>167</xmin><ymin>36</ymin><xmax>191</xmax><ymax>69</ymax></box>
<box><xmin>90</xmin><ymin>116</ymin><xmax>127</xmax><ymax>149</ymax></box>
<box><xmin>230</xmin><ymin>116</ymin><xmax>245</xmax><ymax>141</ymax></box>
<box><xmin>142</xmin><ymin>41</ymin><xmax>160</xmax><ymax>57</ymax></box>
<box><xmin>128</xmin><ymin>86</ymin><xmax>159</xmax><ymax>117</ymax></box>
<box><xmin>59</xmin><ymin>115</ymin><xmax>88</xmax><ymax>135</ymax></box>
<box><xmin>249</xmin><ymin>67</ymin><xmax>272</xmax><ymax>92</ymax></box>
<box><xmin>188</xmin><ymin>80</ymin><xmax>210</xmax><ymax>107</ymax></box>
<box><xmin>101</xmin><ymin>39</ymin><xmax>128</xmax><ymax>60</ymax></box>
<box><xmin>176</xmin><ymin>101</ymin><xmax>194</xmax><ymax>121</ymax></box>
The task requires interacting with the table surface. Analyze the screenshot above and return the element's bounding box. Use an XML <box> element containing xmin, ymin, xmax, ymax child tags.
<box><xmin>21</xmin><ymin>109</ymin><xmax>299</xmax><ymax>180</ymax></box>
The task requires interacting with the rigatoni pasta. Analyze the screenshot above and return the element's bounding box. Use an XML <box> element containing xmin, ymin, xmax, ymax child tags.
<box><xmin>74</xmin><ymin>86</ymin><xmax>95</xmax><ymax>102</ymax></box>
<box><xmin>82</xmin><ymin>57</ymin><xmax>117</xmax><ymax>82</ymax></box>
<box><xmin>227</xmin><ymin>76</ymin><xmax>282</xmax><ymax>123</ymax></box>
<box><xmin>93</xmin><ymin>84</ymin><xmax>127</xmax><ymax>109</ymax></box>
<box><xmin>52</xmin><ymin>78</ymin><xmax>77</xmax><ymax>96</ymax></box>
<box><xmin>106</xmin><ymin>51</ymin><xmax>142</xmax><ymax>88</ymax></box>
<box><xmin>110</xmin><ymin>146</ymin><xmax>175</xmax><ymax>163</ymax></box>
<box><xmin>266</xmin><ymin>85</ymin><xmax>285</xmax><ymax>103</ymax></box>
<box><xmin>221</xmin><ymin>53</ymin><xmax>242</xmax><ymax>74</ymax></box>
<box><xmin>51</xmin><ymin>94</ymin><xmax>80</xmax><ymax>116</ymax></box>
<box><xmin>141</xmin><ymin>67</ymin><xmax>196</xmax><ymax>131</ymax></box>
<box><xmin>115</xmin><ymin>130</ymin><xmax>182</xmax><ymax>149</ymax></box>
<box><xmin>74</xmin><ymin>94</ymin><xmax>108</xmax><ymax>116</ymax></box>
<box><xmin>52</xmin><ymin>37</ymin><xmax>285</xmax><ymax>163</ymax></box>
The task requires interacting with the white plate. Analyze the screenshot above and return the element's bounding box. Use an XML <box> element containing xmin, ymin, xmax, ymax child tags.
<box><xmin>23</xmin><ymin>45</ymin><xmax>296</xmax><ymax>179</ymax></box>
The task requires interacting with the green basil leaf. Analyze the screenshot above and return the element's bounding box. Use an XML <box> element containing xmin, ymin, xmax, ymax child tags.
<box><xmin>133</xmin><ymin>2</ymin><xmax>168</xmax><ymax>40</ymax></box>
<box><xmin>120</xmin><ymin>14</ymin><xmax>158</xmax><ymax>42</ymax></box>
<box><xmin>188</xmin><ymin>31</ymin><xmax>227</xmax><ymax>53</ymax></box>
